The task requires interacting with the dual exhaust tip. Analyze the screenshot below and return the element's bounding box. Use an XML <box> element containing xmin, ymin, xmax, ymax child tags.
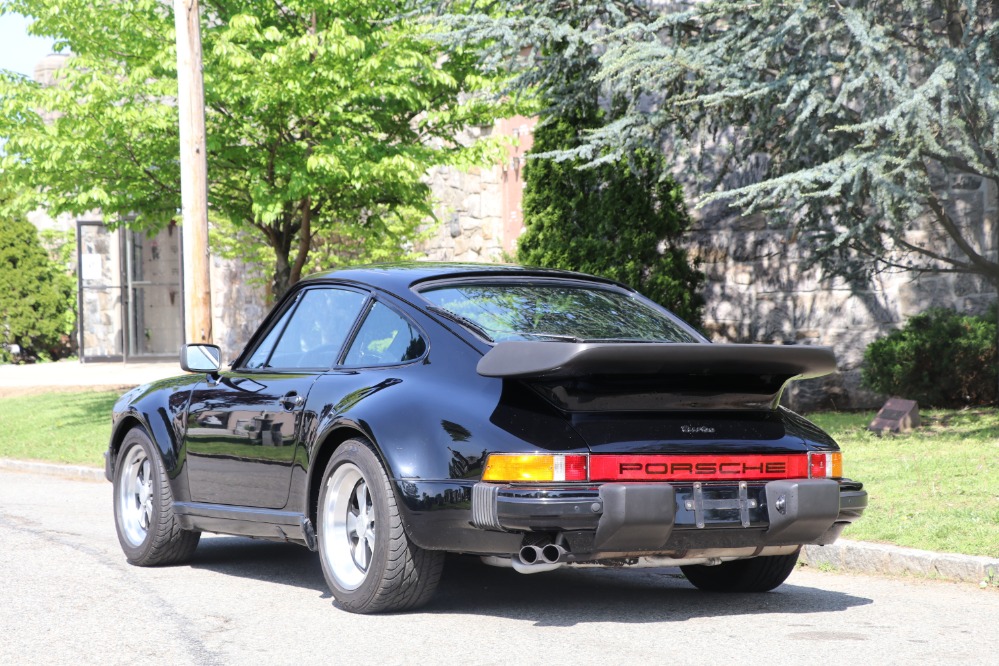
<box><xmin>519</xmin><ymin>543</ymin><xmax>567</xmax><ymax>566</ymax></box>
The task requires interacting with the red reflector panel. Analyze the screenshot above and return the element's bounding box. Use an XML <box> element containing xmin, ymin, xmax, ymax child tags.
<box><xmin>810</xmin><ymin>453</ymin><xmax>828</xmax><ymax>478</ymax></box>
<box><xmin>589</xmin><ymin>454</ymin><xmax>809</xmax><ymax>481</ymax></box>
<box><xmin>565</xmin><ymin>455</ymin><xmax>589</xmax><ymax>481</ymax></box>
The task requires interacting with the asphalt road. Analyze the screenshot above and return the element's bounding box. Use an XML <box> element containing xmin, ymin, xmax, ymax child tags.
<box><xmin>2</xmin><ymin>471</ymin><xmax>997</xmax><ymax>666</ymax></box>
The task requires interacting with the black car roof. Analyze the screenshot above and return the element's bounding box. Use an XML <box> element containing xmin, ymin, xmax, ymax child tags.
<box><xmin>299</xmin><ymin>262</ymin><xmax>626</xmax><ymax>295</ymax></box>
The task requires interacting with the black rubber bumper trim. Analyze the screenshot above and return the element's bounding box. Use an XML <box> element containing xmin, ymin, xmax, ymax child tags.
<box><xmin>839</xmin><ymin>489</ymin><xmax>869</xmax><ymax>511</ymax></box>
<box><xmin>836</xmin><ymin>488</ymin><xmax>869</xmax><ymax>523</ymax></box>
<box><xmin>593</xmin><ymin>483</ymin><xmax>675</xmax><ymax>550</ymax></box>
<box><xmin>489</xmin><ymin>486</ymin><xmax>603</xmax><ymax>531</ymax></box>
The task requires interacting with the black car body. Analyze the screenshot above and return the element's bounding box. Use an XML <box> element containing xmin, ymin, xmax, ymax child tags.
<box><xmin>106</xmin><ymin>263</ymin><xmax>867</xmax><ymax>613</ymax></box>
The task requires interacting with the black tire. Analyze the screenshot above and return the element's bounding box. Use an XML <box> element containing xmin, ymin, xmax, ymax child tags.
<box><xmin>680</xmin><ymin>551</ymin><xmax>800</xmax><ymax>593</ymax></box>
<box><xmin>317</xmin><ymin>438</ymin><xmax>444</xmax><ymax>613</ymax></box>
<box><xmin>112</xmin><ymin>427</ymin><xmax>200</xmax><ymax>566</ymax></box>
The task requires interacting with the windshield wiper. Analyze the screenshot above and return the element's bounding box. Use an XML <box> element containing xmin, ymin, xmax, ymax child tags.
<box><xmin>521</xmin><ymin>333</ymin><xmax>585</xmax><ymax>342</ymax></box>
<box><xmin>580</xmin><ymin>338</ymin><xmax>662</xmax><ymax>344</ymax></box>
<box><xmin>521</xmin><ymin>334</ymin><xmax>664</xmax><ymax>343</ymax></box>
<box><xmin>427</xmin><ymin>306</ymin><xmax>494</xmax><ymax>342</ymax></box>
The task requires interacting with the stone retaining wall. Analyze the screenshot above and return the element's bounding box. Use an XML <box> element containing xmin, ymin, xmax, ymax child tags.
<box><xmin>689</xmin><ymin>176</ymin><xmax>998</xmax><ymax>409</ymax></box>
<box><xmin>418</xmin><ymin>147</ymin><xmax>997</xmax><ymax>410</ymax></box>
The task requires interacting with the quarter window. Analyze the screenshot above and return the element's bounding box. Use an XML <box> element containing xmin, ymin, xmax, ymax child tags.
<box><xmin>343</xmin><ymin>302</ymin><xmax>426</xmax><ymax>366</ymax></box>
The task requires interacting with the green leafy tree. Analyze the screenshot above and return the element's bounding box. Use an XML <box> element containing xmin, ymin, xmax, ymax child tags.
<box><xmin>1</xmin><ymin>0</ymin><xmax>514</xmax><ymax>298</ymax></box>
<box><xmin>518</xmin><ymin>103</ymin><xmax>703</xmax><ymax>324</ymax></box>
<box><xmin>0</xmin><ymin>215</ymin><xmax>75</xmax><ymax>363</ymax></box>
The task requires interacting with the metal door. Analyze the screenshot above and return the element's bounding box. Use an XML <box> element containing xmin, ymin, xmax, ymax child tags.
<box><xmin>76</xmin><ymin>222</ymin><xmax>183</xmax><ymax>361</ymax></box>
<box><xmin>77</xmin><ymin>221</ymin><xmax>125</xmax><ymax>361</ymax></box>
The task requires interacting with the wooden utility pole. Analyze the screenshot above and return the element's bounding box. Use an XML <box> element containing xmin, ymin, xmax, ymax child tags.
<box><xmin>174</xmin><ymin>0</ymin><xmax>213</xmax><ymax>344</ymax></box>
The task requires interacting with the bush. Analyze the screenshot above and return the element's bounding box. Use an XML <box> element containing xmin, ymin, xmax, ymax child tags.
<box><xmin>0</xmin><ymin>216</ymin><xmax>76</xmax><ymax>363</ymax></box>
<box><xmin>862</xmin><ymin>307</ymin><xmax>998</xmax><ymax>407</ymax></box>
<box><xmin>517</xmin><ymin>104</ymin><xmax>704</xmax><ymax>326</ymax></box>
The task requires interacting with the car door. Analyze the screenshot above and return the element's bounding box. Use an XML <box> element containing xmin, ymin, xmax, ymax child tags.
<box><xmin>184</xmin><ymin>285</ymin><xmax>368</xmax><ymax>508</ymax></box>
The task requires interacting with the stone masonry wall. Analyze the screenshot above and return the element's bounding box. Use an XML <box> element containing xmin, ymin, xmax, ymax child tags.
<box><xmin>420</xmin><ymin>163</ymin><xmax>508</xmax><ymax>262</ymax></box>
<box><xmin>688</xmin><ymin>174</ymin><xmax>998</xmax><ymax>410</ymax></box>
<box><xmin>417</xmin><ymin>117</ymin><xmax>535</xmax><ymax>262</ymax></box>
<box><xmin>210</xmin><ymin>254</ymin><xmax>270</xmax><ymax>363</ymax></box>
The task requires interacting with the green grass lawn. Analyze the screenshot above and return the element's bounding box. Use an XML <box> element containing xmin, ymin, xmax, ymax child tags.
<box><xmin>2</xmin><ymin>390</ymin><xmax>997</xmax><ymax>557</ymax></box>
<box><xmin>807</xmin><ymin>409</ymin><xmax>999</xmax><ymax>558</ymax></box>
<box><xmin>0</xmin><ymin>391</ymin><xmax>119</xmax><ymax>467</ymax></box>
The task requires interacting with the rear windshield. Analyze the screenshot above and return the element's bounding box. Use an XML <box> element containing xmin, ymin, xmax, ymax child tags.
<box><xmin>419</xmin><ymin>282</ymin><xmax>699</xmax><ymax>343</ymax></box>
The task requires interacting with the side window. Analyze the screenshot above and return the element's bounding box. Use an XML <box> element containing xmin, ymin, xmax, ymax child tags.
<box><xmin>245</xmin><ymin>288</ymin><xmax>367</xmax><ymax>370</ymax></box>
<box><xmin>343</xmin><ymin>302</ymin><xmax>427</xmax><ymax>367</ymax></box>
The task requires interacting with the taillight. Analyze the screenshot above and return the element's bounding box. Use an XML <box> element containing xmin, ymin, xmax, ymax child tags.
<box><xmin>480</xmin><ymin>452</ymin><xmax>843</xmax><ymax>482</ymax></box>
<box><xmin>808</xmin><ymin>451</ymin><xmax>843</xmax><ymax>478</ymax></box>
<box><xmin>481</xmin><ymin>454</ymin><xmax>588</xmax><ymax>482</ymax></box>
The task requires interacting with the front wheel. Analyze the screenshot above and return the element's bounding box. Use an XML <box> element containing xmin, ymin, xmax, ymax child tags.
<box><xmin>680</xmin><ymin>551</ymin><xmax>800</xmax><ymax>593</ymax></box>
<box><xmin>112</xmin><ymin>427</ymin><xmax>200</xmax><ymax>566</ymax></box>
<box><xmin>318</xmin><ymin>438</ymin><xmax>444</xmax><ymax>613</ymax></box>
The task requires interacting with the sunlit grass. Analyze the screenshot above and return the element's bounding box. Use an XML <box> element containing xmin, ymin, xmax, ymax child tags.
<box><xmin>0</xmin><ymin>391</ymin><xmax>119</xmax><ymax>466</ymax></box>
<box><xmin>807</xmin><ymin>409</ymin><xmax>999</xmax><ymax>558</ymax></box>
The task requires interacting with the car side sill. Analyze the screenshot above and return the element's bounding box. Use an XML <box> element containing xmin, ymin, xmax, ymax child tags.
<box><xmin>174</xmin><ymin>501</ymin><xmax>303</xmax><ymax>525</ymax></box>
<box><xmin>173</xmin><ymin>501</ymin><xmax>312</xmax><ymax>547</ymax></box>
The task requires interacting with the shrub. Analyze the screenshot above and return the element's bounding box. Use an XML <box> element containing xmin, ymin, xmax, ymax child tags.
<box><xmin>862</xmin><ymin>307</ymin><xmax>998</xmax><ymax>407</ymax></box>
<box><xmin>0</xmin><ymin>216</ymin><xmax>76</xmax><ymax>363</ymax></box>
<box><xmin>517</xmin><ymin>104</ymin><xmax>704</xmax><ymax>326</ymax></box>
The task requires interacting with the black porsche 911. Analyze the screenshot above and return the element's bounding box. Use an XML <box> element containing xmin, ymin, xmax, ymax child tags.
<box><xmin>106</xmin><ymin>263</ymin><xmax>867</xmax><ymax>613</ymax></box>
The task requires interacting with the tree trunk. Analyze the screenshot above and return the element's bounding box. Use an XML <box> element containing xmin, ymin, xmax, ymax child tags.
<box><xmin>269</xmin><ymin>221</ymin><xmax>295</xmax><ymax>300</ymax></box>
<box><xmin>272</xmin><ymin>250</ymin><xmax>291</xmax><ymax>301</ymax></box>
<box><xmin>289</xmin><ymin>198</ymin><xmax>312</xmax><ymax>286</ymax></box>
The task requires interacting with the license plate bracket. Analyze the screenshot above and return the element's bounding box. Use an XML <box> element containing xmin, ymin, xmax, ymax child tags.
<box><xmin>683</xmin><ymin>482</ymin><xmax>759</xmax><ymax>529</ymax></box>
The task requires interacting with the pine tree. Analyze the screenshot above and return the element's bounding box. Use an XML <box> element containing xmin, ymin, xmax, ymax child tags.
<box><xmin>439</xmin><ymin>0</ymin><xmax>999</xmax><ymax>288</ymax></box>
<box><xmin>518</xmin><ymin>101</ymin><xmax>703</xmax><ymax>325</ymax></box>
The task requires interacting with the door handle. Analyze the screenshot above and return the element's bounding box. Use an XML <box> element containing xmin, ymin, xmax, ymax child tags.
<box><xmin>280</xmin><ymin>392</ymin><xmax>304</xmax><ymax>410</ymax></box>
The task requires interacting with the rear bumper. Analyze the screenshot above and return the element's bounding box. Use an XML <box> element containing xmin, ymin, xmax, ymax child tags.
<box><xmin>472</xmin><ymin>478</ymin><xmax>867</xmax><ymax>554</ymax></box>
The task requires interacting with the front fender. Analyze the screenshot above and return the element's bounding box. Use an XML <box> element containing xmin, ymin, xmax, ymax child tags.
<box><xmin>106</xmin><ymin>375</ymin><xmax>202</xmax><ymax>499</ymax></box>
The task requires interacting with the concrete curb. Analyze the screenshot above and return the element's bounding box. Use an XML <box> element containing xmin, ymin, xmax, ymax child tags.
<box><xmin>802</xmin><ymin>540</ymin><xmax>999</xmax><ymax>586</ymax></box>
<box><xmin>0</xmin><ymin>458</ymin><xmax>105</xmax><ymax>482</ymax></box>
<box><xmin>2</xmin><ymin>458</ymin><xmax>996</xmax><ymax>586</ymax></box>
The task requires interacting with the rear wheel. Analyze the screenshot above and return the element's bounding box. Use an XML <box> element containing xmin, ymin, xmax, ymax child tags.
<box><xmin>318</xmin><ymin>438</ymin><xmax>444</xmax><ymax>613</ymax></box>
<box><xmin>681</xmin><ymin>551</ymin><xmax>800</xmax><ymax>593</ymax></box>
<box><xmin>113</xmin><ymin>427</ymin><xmax>200</xmax><ymax>566</ymax></box>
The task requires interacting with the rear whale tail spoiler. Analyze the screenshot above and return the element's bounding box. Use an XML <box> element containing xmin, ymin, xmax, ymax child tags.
<box><xmin>476</xmin><ymin>342</ymin><xmax>838</xmax><ymax>411</ymax></box>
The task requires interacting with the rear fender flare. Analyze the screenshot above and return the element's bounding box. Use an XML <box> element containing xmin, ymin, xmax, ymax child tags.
<box><xmin>304</xmin><ymin>419</ymin><xmax>386</xmax><ymax>529</ymax></box>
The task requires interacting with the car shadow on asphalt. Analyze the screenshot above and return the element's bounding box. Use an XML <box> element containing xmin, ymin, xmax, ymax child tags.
<box><xmin>424</xmin><ymin>555</ymin><xmax>873</xmax><ymax>626</ymax></box>
<box><xmin>187</xmin><ymin>535</ymin><xmax>330</xmax><ymax>596</ymax></box>
<box><xmin>185</xmin><ymin>536</ymin><xmax>872</xmax><ymax>624</ymax></box>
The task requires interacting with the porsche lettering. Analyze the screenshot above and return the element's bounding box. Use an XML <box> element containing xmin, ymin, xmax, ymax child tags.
<box><xmin>618</xmin><ymin>461</ymin><xmax>788</xmax><ymax>475</ymax></box>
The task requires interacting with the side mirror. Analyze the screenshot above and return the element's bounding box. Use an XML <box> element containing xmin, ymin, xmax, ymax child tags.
<box><xmin>180</xmin><ymin>344</ymin><xmax>222</xmax><ymax>374</ymax></box>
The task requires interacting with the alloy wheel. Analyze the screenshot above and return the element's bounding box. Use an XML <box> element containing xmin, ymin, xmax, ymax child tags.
<box><xmin>322</xmin><ymin>463</ymin><xmax>376</xmax><ymax>590</ymax></box>
<box><xmin>117</xmin><ymin>444</ymin><xmax>153</xmax><ymax>547</ymax></box>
